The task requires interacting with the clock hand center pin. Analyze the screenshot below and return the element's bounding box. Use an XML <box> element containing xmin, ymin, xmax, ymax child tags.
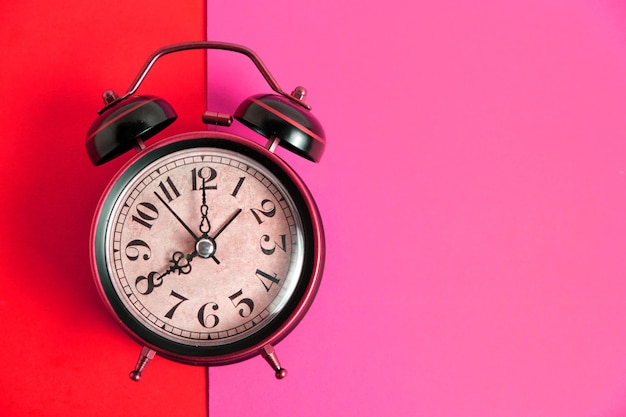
<box><xmin>196</xmin><ymin>238</ymin><xmax>216</xmax><ymax>259</ymax></box>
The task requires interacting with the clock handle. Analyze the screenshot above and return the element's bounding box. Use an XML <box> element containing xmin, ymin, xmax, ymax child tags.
<box><xmin>88</xmin><ymin>41</ymin><xmax>325</xmax><ymax>165</ymax></box>
<box><xmin>129</xmin><ymin>346</ymin><xmax>156</xmax><ymax>381</ymax></box>
<box><xmin>261</xmin><ymin>344</ymin><xmax>287</xmax><ymax>379</ymax></box>
<box><xmin>99</xmin><ymin>41</ymin><xmax>309</xmax><ymax>115</ymax></box>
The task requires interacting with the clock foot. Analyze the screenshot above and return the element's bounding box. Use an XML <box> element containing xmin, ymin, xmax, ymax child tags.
<box><xmin>129</xmin><ymin>346</ymin><xmax>156</xmax><ymax>382</ymax></box>
<box><xmin>261</xmin><ymin>344</ymin><xmax>287</xmax><ymax>379</ymax></box>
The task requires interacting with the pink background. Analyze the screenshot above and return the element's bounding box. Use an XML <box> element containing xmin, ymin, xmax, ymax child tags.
<box><xmin>3</xmin><ymin>0</ymin><xmax>626</xmax><ymax>416</ymax></box>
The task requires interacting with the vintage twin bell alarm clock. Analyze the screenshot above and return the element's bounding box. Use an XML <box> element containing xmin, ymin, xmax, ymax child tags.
<box><xmin>86</xmin><ymin>41</ymin><xmax>325</xmax><ymax>381</ymax></box>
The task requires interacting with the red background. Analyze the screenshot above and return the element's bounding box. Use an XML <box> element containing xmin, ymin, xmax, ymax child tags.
<box><xmin>4</xmin><ymin>0</ymin><xmax>626</xmax><ymax>416</ymax></box>
<box><xmin>0</xmin><ymin>1</ymin><xmax>210</xmax><ymax>415</ymax></box>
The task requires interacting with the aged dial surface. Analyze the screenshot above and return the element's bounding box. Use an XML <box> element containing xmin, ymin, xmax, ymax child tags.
<box><xmin>96</xmin><ymin>138</ymin><xmax>311</xmax><ymax>355</ymax></box>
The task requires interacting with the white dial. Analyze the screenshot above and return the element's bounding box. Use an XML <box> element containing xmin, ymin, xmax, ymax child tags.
<box><xmin>93</xmin><ymin>136</ymin><xmax>315</xmax><ymax>357</ymax></box>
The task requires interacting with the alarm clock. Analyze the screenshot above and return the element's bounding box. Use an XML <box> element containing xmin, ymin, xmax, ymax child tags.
<box><xmin>86</xmin><ymin>42</ymin><xmax>325</xmax><ymax>381</ymax></box>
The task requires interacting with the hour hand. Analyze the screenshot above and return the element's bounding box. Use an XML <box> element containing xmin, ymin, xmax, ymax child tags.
<box><xmin>136</xmin><ymin>250</ymin><xmax>198</xmax><ymax>296</ymax></box>
<box><xmin>168</xmin><ymin>251</ymin><xmax>196</xmax><ymax>275</ymax></box>
<box><xmin>158</xmin><ymin>250</ymin><xmax>197</xmax><ymax>279</ymax></box>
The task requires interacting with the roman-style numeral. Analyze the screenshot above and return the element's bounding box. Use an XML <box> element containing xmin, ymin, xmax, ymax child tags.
<box><xmin>260</xmin><ymin>234</ymin><xmax>287</xmax><ymax>255</ymax></box>
<box><xmin>255</xmin><ymin>269</ymin><xmax>280</xmax><ymax>292</ymax></box>
<box><xmin>165</xmin><ymin>291</ymin><xmax>189</xmax><ymax>319</ymax></box>
<box><xmin>156</xmin><ymin>177</ymin><xmax>181</xmax><ymax>202</ymax></box>
<box><xmin>191</xmin><ymin>167</ymin><xmax>218</xmax><ymax>190</ymax></box>
<box><xmin>125</xmin><ymin>239</ymin><xmax>152</xmax><ymax>261</ymax></box>
<box><xmin>250</xmin><ymin>199</ymin><xmax>276</xmax><ymax>224</ymax></box>
<box><xmin>132</xmin><ymin>202</ymin><xmax>159</xmax><ymax>229</ymax></box>
<box><xmin>229</xmin><ymin>289</ymin><xmax>254</xmax><ymax>317</ymax></box>
<box><xmin>231</xmin><ymin>177</ymin><xmax>245</xmax><ymax>197</ymax></box>
<box><xmin>198</xmin><ymin>302</ymin><xmax>220</xmax><ymax>328</ymax></box>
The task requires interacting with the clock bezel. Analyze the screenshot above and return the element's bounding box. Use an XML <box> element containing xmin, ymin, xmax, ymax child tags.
<box><xmin>91</xmin><ymin>131</ymin><xmax>324</xmax><ymax>366</ymax></box>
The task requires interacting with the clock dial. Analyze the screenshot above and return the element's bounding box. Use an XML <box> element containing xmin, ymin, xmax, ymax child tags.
<box><xmin>93</xmin><ymin>136</ymin><xmax>320</xmax><ymax>360</ymax></box>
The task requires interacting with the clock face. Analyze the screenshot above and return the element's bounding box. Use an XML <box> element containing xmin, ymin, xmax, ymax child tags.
<box><xmin>92</xmin><ymin>134</ymin><xmax>322</xmax><ymax>363</ymax></box>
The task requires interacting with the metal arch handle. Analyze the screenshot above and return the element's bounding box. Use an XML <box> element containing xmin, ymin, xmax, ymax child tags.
<box><xmin>101</xmin><ymin>41</ymin><xmax>309</xmax><ymax>112</ymax></box>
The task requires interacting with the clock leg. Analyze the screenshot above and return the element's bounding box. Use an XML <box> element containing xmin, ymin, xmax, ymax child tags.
<box><xmin>129</xmin><ymin>346</ymin><xmax>156</xmax><ymax>381</ymax></box>
<box><xmin>261</xmin><ymin>344</ymin><xmax>287</xmax><ymax>379</ymax></box>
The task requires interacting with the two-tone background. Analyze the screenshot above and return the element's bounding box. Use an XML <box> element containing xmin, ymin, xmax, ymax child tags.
<box><xmin>3</xmin><ymin>0</ymin><xmax>626</xmax><ymax>415</ymax></box>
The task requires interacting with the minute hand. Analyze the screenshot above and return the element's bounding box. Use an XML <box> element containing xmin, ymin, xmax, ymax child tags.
<box><xmin>211</xmin><ymin>208</ymin><xmax>242</xmax><ymax>240</ymax></box>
